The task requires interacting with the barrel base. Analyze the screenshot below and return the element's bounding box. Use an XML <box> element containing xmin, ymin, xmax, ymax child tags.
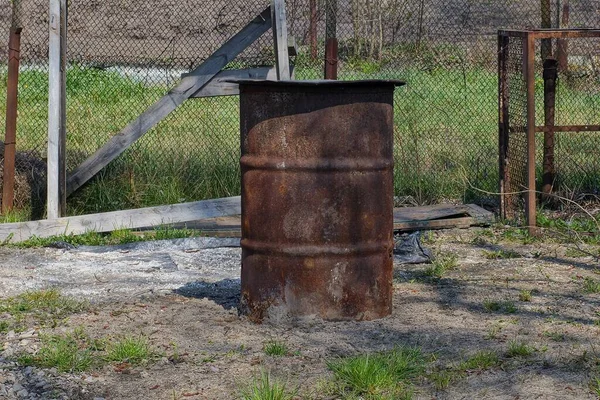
<box><xmin>240</xmin><ymin>251</ymin><xmax>393</xmax><ymax>323</ymax></box>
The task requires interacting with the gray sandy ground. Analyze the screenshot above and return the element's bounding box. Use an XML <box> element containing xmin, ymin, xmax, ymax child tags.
<box><xmin>1</xmin><ymin>230</ymin><xmax>599</xmax><ymax>399</ymax></box>
<box><xmin>0</xmin><ymin>237</ymin><xmax>242</xmax><ymax>302</ymax></box>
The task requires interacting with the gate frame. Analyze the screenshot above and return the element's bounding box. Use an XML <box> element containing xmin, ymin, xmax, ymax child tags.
<box><xmin>0</xmin><ymin>0</ymin><xmax>294</xmax><ymax>243</ymax></box>
<box><xmin>498</xmin><ymin>28</ymin><xmax>600</xmax><ymax>235</ymax></box>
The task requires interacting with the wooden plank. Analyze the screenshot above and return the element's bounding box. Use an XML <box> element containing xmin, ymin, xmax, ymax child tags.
<box><xmin>463</xmin><ymin>204</ymin><xmax>495</xmax><ymax>225</ymax></box>
<box><xmin>47</xmin><ymin>0</ymin><xmax>64</xmax><ymax>218</ymax></box>
<box><xmin>393</xmin><ymin>204</ymin><xmax>472</xmax><ymax>222</ymax></box>
<box><xmin>66</xmin><ymin>7</ymin><xmax>272</xmax><ymax>196</ymax></box>
<box><xmin>394</xmin><ymin>217</ymin><xmax>475</xmax><ymax>231</ymax></box>
<box><xmin>271</xmin><ymin>0</ymin><xmax>290</xmax><ymax>80</ymax></box>
<box><xmin>188</xmin><ymin>66</ymin><xmax>294</xmax><ymax>98</ymax></box>
<box><xmin>172</xmin><ymin>204</ymin><xmax>493</xmax><ymax>237</ymax></box>
<box><xmin>0</xmin><ymin>197</ymin><xmax>241</xmax><ymax>243</ymax></box>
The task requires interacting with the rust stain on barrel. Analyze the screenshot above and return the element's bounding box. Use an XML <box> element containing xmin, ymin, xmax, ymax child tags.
<box><xmin>238</xmin><ymin>80</ymin><xmax>404</xmax><ymax>322</ymax></box>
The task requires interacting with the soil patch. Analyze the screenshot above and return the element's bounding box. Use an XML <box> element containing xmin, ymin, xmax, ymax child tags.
<box><xmin>1</xmin><ymin>229</ymin><xmax>600</xmax><ymax>399</ymax></box>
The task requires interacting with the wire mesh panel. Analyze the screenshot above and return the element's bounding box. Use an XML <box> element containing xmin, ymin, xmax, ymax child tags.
<box><xmin>500</xmin><ymin>33</ymin><xmax>529</xmax><ymax>220</ymax></box>
<box><xmin>0</xmin><ymin>0</ymin><xmax>49</xmax><ymax>219</ymax></box>
<box><xmin>1</xmin><ymin>1</ymin><xmax>600</xmax><ymax>220</ymax></box>
<box><xmin>500</xmin><ymin>29</ymin><xmax>600</xmax><ymax>227</ymax></box>
<box><xmin>553</xmin><ymin>35</ymin><xmax>600</xmax><ymax>197</ymax></box>
<box><xmin>64</xmin><ymin>0</ymin><xmax>273</xmax><ymax>213</ymax></box>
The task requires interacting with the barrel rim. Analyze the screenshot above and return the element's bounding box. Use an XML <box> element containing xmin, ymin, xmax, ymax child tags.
<box><xmin>226</xmin><ymin>79</ymin><xmax>406</xmax><ymax>88</ymax></box>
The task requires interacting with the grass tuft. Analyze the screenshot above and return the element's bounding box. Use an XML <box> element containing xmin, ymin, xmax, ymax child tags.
<box><xmin>19</xmin><ymin>329</ymin><xmax>94</xmax><ymax>373</ymax></box>
<box><xmin>239</xmin><ymin>370</ymin><xmax>297</xmax><ymax>400</ymax></box>
<box><xmin>428</xmin><ymin>350</ymin><xmax>499</xmax><ymax>391</ymax></box>
<box><xmin>543</xmin><ymin>331</ymin><xmax>566</xmax><ymax>342</ymax></box>
<box><xmin>590</xmin><ymin>376</ymin><xmax>600</xmax><ymax>397</ymax></box>
<box><xmin>428</xmin><ymin>368</ymin><xmax>458</xmax><ymax>390</ymax></box>
<box><xmin>424</xmin><ymin>254</ymin><xmax>458</xmax><ymax>279</ymax></box>
<box><xmin>327</xmin><ymin>346</ymin><xmax>425</xmax><ymax>398</ymax></box>
<box><xmin>506</xmin><ymin>340</ymin><xmax>535</xmax><ymax>358</ymax></box>
<box><xmin>458</xmin><ymin>350</ymin><xmax>500</xmax><ymax>371</ymax></box>
<box><xmin>263</xmin><ymin>340</ymin><xmax>289</xmax><ymax>357</ymax></box>
<box><xmin>483</xmin><ymin>299</ymin><xmax>517</xmax><ymax>314</ymax></box>
<box><xmin>518</xmin><ymin>289</ymin><xmax>532</xmax><ymax>302</ymax></box>
<box><xmin>483</xmin><ymin>249</ymin><xmax>521</xmax><ymax>259</ymax></box>
<box><xmin>583</xmin><ymin>277</ymin><xmax>600</xmax><ymax>294</ymax></box>
<box><xmin>11</xmin><ymin>227</ymin><xmax>199</xmax><ymax>248</ymax></box>
<box><xmin>0</xmin><ymin>289</ymin><xmax>88</xmax><ymax>332</ymax></box>
<box><xmin>104</xmin><ymin>336</ymin><xmax>154</xmax><ymax>365</ymax></box>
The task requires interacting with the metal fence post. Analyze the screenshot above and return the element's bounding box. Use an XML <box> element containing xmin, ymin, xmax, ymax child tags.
<box><xmin>2</xmin><ymin>0</ymin><xmax>23</xmax><ymax>215</ymax></box>
<box><xmin>525</xmin><ymin>32</ymin><xmax>537</xmax><ymax>235</ymax></box>
<box><xmin>557</xmin><ymin>0</ymin><xmax>570</xmax><ymax>71</ymax></box>
<box><xmin>498</xmin><ymin>33</ymin><xmax>509</xmax><ymax>220</ymax></box>
<box><xmin>324</xmin><ymin>0</ymin><xmax>338</xmax><ymax>79</ymax></box>
<box><xmin>309</xmin><ymin>0</ymin><xmax>317</xmax><ymax>61</ymax></box>
<box><xmin>542</xmin><ymin>58</ymin><xmax>558</xmax><ymax>201</ymax></box>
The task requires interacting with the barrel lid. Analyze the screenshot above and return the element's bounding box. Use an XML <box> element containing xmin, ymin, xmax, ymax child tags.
<box><xmin>227</xmin><ymin>79</ymin><xmax>406</xmax><ymax>87</ymax></box>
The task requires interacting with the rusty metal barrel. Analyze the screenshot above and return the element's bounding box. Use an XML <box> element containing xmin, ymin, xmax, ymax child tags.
<box><xmin>238</xmin><ymin>80</ymin><xmax>404</xmax><ymax>322</ymax></box>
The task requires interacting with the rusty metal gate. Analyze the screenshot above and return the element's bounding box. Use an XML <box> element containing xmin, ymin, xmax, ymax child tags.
<box><xmin>499</xmin><ymin>29</ymin><xmax>600</xmax><ymax>233</ymax></box>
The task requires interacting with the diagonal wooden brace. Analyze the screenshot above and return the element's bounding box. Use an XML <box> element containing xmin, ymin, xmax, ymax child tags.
<box><xmin>66</xmin><ymin>7</ymin><xmax>272</xmax><ymax>196</ymax></box>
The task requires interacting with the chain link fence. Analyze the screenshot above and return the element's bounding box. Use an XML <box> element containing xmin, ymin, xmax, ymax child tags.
<box><xmin>0</xmin><ymin>0</ymin><xmax>599</xmax><ymax>219</ymax></box>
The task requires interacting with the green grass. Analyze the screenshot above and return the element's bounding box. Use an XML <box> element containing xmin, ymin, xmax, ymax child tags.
<box><xmin>239</xmin><ymin>370</ymin><xmax>297</xmax><ymax>400</ymax></box>
<box><xmin>537</xmin><ymin>214</ymin><xmax>600</xmax><ymax>245</ymax></box>
<box><xmin>104</xmin><ymin>336</ymin><xmax>154</xmax><ymax>365</ymax></box>
<box><xmin>0</xmin><ymin>209</ymin><xmax>32</xmax><ymax>224</ymax></box>
<box><xmin>518</xmin><ymin>290</ymin><xmax>532</xmax><ymax>302</ymax></box>
<box><xmin>458</xmin><ymin>350</ymin><xmax>500</xmax><ymax>371</ymax></box>
<box><xmin>263</xmin><ymin>340</ymin><xmax>289</xmax><ymax>357</ymax></box>
<box><xmin>428</xmin><ymin>350</ymin><xmax>500</xmax><ymax>390</ymax></box>
<box><xmin>326</xmin><ymin>346</ymin><xmax>426</xmax><ymax>399</ymax></box>
<box><xmin>17</xmin><ymin>329</ymin><xmax>158</xmax><ymax>373</ymax></box>
<box><xmin>543</xmin><ymin>331</ymin><xmax>566</xmax><ymax>342</ymax></box>
<box><xmin>590</xmin><ymin>376</ymin><xmax>600</xmax><ymax>398</ymax></box>
<box><xmin>500</xmin><ymin>227</ymin><xmax>538</xmax><ymax>244</ymax></box>
<box><xmin>483</xmin><ymin>249</ymin><xmax>521</xmax><ymax>260</ymax></box>
<box><xmin>424</xmin><ymin>254</ymin><xmax>459</xmax><ymax>279</ymax></box>
<box><xmin>3</xmin><ymin>63</ymin><xmax>599</xmax><ymax>218</ymax></box>
<box><xmin>0</xmin><ymin>289</ymin><xmax>88</xmax><ymax>332</ymax></box>
<box><xmin>428</xmin><ymin>368</ymin><xmax>457</xmax><ymax>391</ymax></box>
<box><xmin>565</xmin><ymin>248</ymin><xmax>591</xmax><ymax>258</ymax></box>
<box><xmin>583</xmin><ymin>277</ymin><xmax>600</xmax><ymax>294</ymax></box>
<box><xmin>19</xmin><ymin>329</ymin><xmax>95</xmax><ymax>373</ymax></box>
<box><xmin>506</xmin><ymin>340</ymin><xmax>535</xmax><ymax>358</ymax></box>
<box><xmin>483</xmin><ymin>300</ymin><xmax>518</xmax><ymax>314</ymax></box>
<box><xmin>6</xmin><ymin>226</ymin><xmax>198</xmax><ymax>248</ymax></box>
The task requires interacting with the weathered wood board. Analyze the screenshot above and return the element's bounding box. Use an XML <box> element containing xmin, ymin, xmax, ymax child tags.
<box><xmin>0</xmin><ymin>197</ymin><xmax>241</xmax><ymax>243</ymax></box>
<box><xmin>393</xmin><ymin>203</ymin><xmax>493</xmax><ymax>231</ymax></box>
<box><xmin>176</xmin><ymin>204</ymin><xmax>494</xmax><ymax>237</ymax></box>
<box><xmin>0</xmin><ymin>202</ymin><xmax>492</xmax><ymax>243</ymax></box>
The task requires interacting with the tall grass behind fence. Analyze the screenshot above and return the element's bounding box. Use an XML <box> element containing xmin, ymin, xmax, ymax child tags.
<box><xmin>0</xmin><ymin>0</ymin><xmax>599</xmax><ymax>218</ymax></box>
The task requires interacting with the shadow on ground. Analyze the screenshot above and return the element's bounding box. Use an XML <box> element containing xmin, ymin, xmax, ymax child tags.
<box><xmin>175</xmin><ymin>278</ymin><xmax>241</xmax><ymax>310</ymax></box>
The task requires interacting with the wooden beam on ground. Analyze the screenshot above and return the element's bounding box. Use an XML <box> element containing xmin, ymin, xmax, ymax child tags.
<box><xmin>187</xmin><ymin>66</ymin><xmax>295</xmax><ymax>98</ymax></box>
<box><xmin>66</xmin><ymin>7</ymin><xmax>272</xmax><ymax>197</ymax></box>
<box><xmin>47</xmin><ymin>0</ymin><xmax>67</xmax><ymax>218</ymax></box>
<box><xmin>171</xmin><ymin>204</ymin><xmax>494</xmax><ymax>237</ymax></box>
<box><xmin>272</xmin><ymin>0</ymin><xmax>290</xmax><ymax>80</ymax></box>
<box><xmin>0</xmin><ymin>196</ymin><xmax>241</xmax><ymax>243</ymax></box>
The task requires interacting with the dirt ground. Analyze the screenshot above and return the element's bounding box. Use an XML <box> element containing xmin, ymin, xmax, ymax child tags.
<box><xmin>1</xmin><ymin>227</ymin><xmax>600</xmax><ymax>399</ymax></box>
